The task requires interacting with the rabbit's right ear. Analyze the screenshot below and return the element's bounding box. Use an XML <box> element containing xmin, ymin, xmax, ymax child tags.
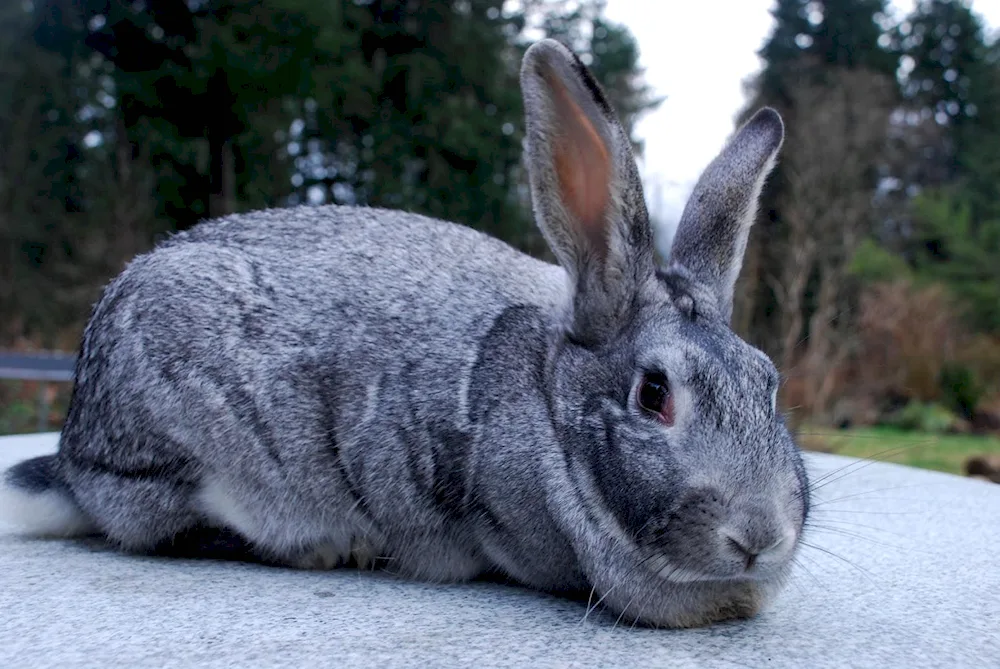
<box><xmin>521</xmin><ymin>39</ymin><xmax>655</xmax><ymax>345</ymax></box>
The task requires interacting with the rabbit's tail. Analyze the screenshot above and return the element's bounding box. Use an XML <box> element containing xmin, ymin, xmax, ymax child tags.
<box><xmin>0</xmin><ymin>456</ymin><xmax>95</xmax><ymax>537</ymax></box>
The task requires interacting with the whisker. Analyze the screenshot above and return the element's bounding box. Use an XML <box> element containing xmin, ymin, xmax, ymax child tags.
<box><xmin>803</xmin><ymin>442</ymin><xmax>926</xmax><ymax>496</ymax></box>
<box><xmin>791</xmin><ymin>553</ymin><xmax>823</xmax><ymax>589</ymax></box>
<box><xmin>613</xmin><ymin>594</ymin><xmax>638</xmax><ymax>630</ymax></box>
<box><xmin>811</xmin><ymin>483</ymin><xmax>935</xmax><ymax>508</ymax></box>
<box><xmin>805</xmin><ymin>517</ymin><xmax>914</xmax><ymax>540</ymax></box>
<box><xmin>581</xmin><ymin>584</ymin><xmax>599</xmax><ymax>624</ymax></box>
<box><xmin>585</xmin><ymin>547</ymin><xmax>664</xmax><ymax>626</ymax></box>
<box><xmin>810</xmin><ymin>508</ymin><xmax>919</xmax><ymax>516</ymax></box>
<box><xmin>803</xmin><ymin>524</ymin><xmax>918</xmax><ymax>552</ymax></box>
<box><xmin>800</xmin><ymin>541</ymin><xmax>878</xmax><ymax>586</ymax></box>
<box><xmin>629</xmin><ymin>556</ymin><xmax>673</xmax><ymax>630</ymax></box>
<box><xmin>797</xmin><ymin>430</ymin><xmax>940</xmax><ymax>442</ymax></box>
<box><xmin>584</xmin><ymin>582</ymin><xmax>620</xmax><ymax>623</ymax></box>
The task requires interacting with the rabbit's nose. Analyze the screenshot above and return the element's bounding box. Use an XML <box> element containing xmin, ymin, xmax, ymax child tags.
<box><xmin>722</xmin><ymin>531</ymin><xmax>788</xmax><ymax>570</ymax></box>
<box><xmin>719</xmin><ymin>504</ymin><xmax>795</xmax><ymax>571</ymax></box>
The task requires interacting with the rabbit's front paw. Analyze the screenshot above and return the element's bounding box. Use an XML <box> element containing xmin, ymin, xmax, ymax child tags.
<box><xmin>350</xmin><ymin>536</ymin><xmax>379</xmax><ymax>570</ymax></box>
<box><xmin>293</xmin><ymin>542</ymin><xmax>350</xmax><ymax>570</ymax></box>
<box><xmin>291</xmin><ymin>535</ymin><xmax>382</xmax><ymax>570</ymax></box>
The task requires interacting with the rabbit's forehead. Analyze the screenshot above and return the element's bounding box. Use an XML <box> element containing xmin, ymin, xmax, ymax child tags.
<box><xmin>634</xmin><ymin>315</ymin><xmax>777</xmax><ymax>394</ymax></box>
<box><xmin>652</xmin><ymin>263</ymin><xmax>726</xmax><ymax>321</ymax></box>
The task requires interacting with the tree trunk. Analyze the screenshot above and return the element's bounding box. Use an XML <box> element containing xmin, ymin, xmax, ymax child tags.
<box><xmin>733</xmin><ymin>232</ymin><xmax>761</xmax><ymax>340</ymax></box>
<box><xmin>208</xmin><ymin>70</ymin><xmax>238</xmax><ymax>218</ymax></box>
<box><xmin>777</xmin><ymin>239</ymin><xmax>815</xmax><ymax>374</ymax></box>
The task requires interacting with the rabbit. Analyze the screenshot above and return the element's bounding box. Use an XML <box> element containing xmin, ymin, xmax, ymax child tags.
<box><xmin>0</xmin><ymin>38</ymin><xmax>809</xmax><ymax>628</ymax></box>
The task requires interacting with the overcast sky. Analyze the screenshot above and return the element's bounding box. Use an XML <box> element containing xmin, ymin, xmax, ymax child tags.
<box><xmin>602</xmin><ymin>0</ymin><xmax>1000</xmax><ymax>226</ymax></box>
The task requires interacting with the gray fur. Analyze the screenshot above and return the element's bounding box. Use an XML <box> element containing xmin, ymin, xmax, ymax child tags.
<box><xmin>669</xmin><ymin>108</ymin><xmax>784</xmax><ymax>322</ymax></box>
<box><xmin>520</xmin><ymin>39</ymin><xmax>654</xmax><ymax>345</ymax></box>
<box><xmin>0</xmin><ymin>39</ymin><xmax>808</xmax><ymax>628</ymax></box>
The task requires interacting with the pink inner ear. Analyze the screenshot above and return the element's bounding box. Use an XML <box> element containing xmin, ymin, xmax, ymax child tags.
<box><xmin>545</xmin><ymin>72</ymin><xmax>612</xmax><ymax>256</ymax></box>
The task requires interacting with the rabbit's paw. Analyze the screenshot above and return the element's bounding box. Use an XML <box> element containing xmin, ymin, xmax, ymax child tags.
<box><xmin>293</xmin><ymin>542</ymin><xmax>351</xmax><ymax>570</ymax></box>
<box><xmin>350</xmin><ymin>536</ymin><xmax>380</xmax><ymax>570</ymax></box>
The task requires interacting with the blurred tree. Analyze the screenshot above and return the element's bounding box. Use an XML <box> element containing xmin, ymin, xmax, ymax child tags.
<box><xmin>1</xmin><ymin>0</ymin><xmax>657</xmax><ymax>347</ymax></box>
<box><xmin>877</xmin><ymin>0</ymin><xmax>994</xmax><ymax>229</ymax></box>
<box><xmin>906</xmin><ymin>190</ymin><xmax>1000</xmax><ymax>332</ymax></box>
<box><xmin>736</xmin><ymin>0</ymin><xmax>1000</xmax><ymax>422</ymax></box>
<box><xmin>73</xmin><ymin>0</ymin><xmax>320</xmax><ymax>223</ymax></box>
<box><xmin>757</xmin><ymin>0</ymin><xmax>897</xmax><ymax>107</ymax></box>
<box><xmin>734</xmin><ymin>0</ymin><xmax>898</xmax><ymax>373</ymax></box>
<box><xmin>296</xmin><ymin>0</ymin><xmax>659</xmax><ymax>248</ymax></box>
<box><xmin>0</xmin><ymin>2</ymin><xmax>83</xmax><ymax>342</ymax></box>
<box><xmin>297</xmin><ymin>0</ymin><xmax>533</xmax><ymax>244</ymax></box>
<box><xmin>884</xmin><ymin>1</ymin><xmax>1000</xmax><ymax>334</ymax></box>
<box><xmin>777</xmin><ymin>64</ymin><xmax>896</xmax><ymax>413</ymax></box>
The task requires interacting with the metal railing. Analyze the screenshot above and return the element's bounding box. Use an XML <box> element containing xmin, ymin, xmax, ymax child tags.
<box><xmin>0</xmin><ymin>351</ymin><xmax>76</xmax><ymax>432</ymax></box>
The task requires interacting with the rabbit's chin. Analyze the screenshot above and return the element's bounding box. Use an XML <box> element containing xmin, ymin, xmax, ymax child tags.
<box><xmin>595</xmin><ymin>568</ymin><xmax>788</xmax><ymax>629</ymax></box>
<box><xmin>577</xmin><ymin>533</ymin><xmax>795</xmax><ymax>628</ymax></box>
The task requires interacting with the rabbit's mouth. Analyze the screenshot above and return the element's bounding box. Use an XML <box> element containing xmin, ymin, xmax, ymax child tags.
<box><xmin>632</xmin><ymin>529</ymin><xmax>800</xmax><ymax>586</ymax></box>
<box><xmin>645</xmin><ymin>548</ymin><xmax>795</xmax><ymax>585</ymax></box>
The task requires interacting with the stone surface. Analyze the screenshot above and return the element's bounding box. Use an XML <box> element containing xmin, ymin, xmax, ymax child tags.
<box><xmin>1</xmin><ymin>432</ymin><xmax>998</xmax><ymax>668</ymax></box>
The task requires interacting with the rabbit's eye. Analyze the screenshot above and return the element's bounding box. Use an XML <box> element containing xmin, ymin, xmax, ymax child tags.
<box><xmin>637</xmin><ymin>372</ymin><xmax>675</xmax><ymax>426</ymax></box>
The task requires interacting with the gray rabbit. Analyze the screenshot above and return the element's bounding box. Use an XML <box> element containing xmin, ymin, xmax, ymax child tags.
<box><xmin>0</xmin><ymin>39</ymin><xmax>808</xmax><ymax>628</ymax></box>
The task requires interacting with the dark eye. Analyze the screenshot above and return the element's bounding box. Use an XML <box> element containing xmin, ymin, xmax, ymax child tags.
<box><xmin>636</xmin><ymin>372</ymin><xmax>675</xmax><ymax>426</ymax></box>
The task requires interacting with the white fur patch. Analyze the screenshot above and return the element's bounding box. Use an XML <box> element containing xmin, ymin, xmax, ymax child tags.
<box><xmin>361</xmin><ymin>378</ymin><xmax>381</xmax><ymax>424</ymax></box>
<box><xmin>196</xmin><ymin>477</ymin><xmax>261</xmax><ymax>540</ymax></box>
<box><xmin>0</xmin><ymin>482</ymin><xmax>95</xmax><ymax>537</ymax></box>
<box><xmin>197</xmin><ymin>476</ymin><xmax>376</xmax><ymax>568</ymax></box>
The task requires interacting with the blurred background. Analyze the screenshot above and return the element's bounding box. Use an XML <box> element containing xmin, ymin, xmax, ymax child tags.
<box><xmin>1</xmin><ymin>0</ymin><xmax>999</xmax><ymax>480</ymax></box>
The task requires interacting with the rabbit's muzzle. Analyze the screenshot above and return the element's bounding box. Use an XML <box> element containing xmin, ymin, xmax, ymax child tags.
<box><xmin>636</xmin><ymin>486</ymin><xmax>799</xmax><ymax>583</ymax></box>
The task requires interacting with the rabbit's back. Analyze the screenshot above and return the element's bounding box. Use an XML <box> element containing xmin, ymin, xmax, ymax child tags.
<box><xmin>155</xmin><ymin>204</ymin><xmax>568</xmax><ymax>344</ymax></box>
<box><xmin>94</xmin><ymin>205</ymin><xmax>567</xmax><ymax>383</ymax></box>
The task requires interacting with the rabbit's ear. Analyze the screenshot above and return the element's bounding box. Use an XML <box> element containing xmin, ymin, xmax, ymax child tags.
<box><xmin>667</xmin><ymin>108</ymin><xmax>784</xmax><ymax>323</ymax></box>
<box><xmin>521</xmin><ymin>39</ymin><xmax>654</xmax><ymax>344</ymax></box>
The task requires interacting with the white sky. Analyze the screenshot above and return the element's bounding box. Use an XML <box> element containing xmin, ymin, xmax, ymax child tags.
<box><xmin>602</xmin><ymin>0</ymin><xmax>1000</xmax><ymax>225</ymax></box>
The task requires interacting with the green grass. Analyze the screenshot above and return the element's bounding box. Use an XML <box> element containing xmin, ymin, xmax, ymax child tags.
<box><xmin>798</xmin><ymin>425</ymin><xmax>1000</xmax><ymax>476</ymax></box>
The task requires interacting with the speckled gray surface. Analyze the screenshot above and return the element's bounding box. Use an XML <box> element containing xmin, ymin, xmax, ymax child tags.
<box><xmin>1</xmin><ymin>433</ymin><xmax>998</xmax><ymax>668</ymax></box>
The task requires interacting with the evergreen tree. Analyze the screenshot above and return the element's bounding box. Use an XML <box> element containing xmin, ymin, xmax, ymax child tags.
<box><xmin>71</xmin><ymin>0</ymin><xmax>324</xmax><ymax>223</ymax></box>
<box><xmin>0</xmin><ymin>2</ymin><xmax>85</xmax><ymax>341</ymax></box>
<box><xmin>300</xmin><ymin>0</ymin><xmax>533</xmax><ymax>243</ymax></box>
<box><xmin>1</xmin><ymin>0</ymin><xmax>657</xmax><ymax>345</ymax></box>
<box><xmin>756</xmin><ymin>0</ymin><xmax>896</xmax><ymax>107</ymax></box>
<box><xmin>888</xmin><ymin>1</ymin><xmax>1000</xmax><ymax>334</ymax></box>
<box><xmin>908</xmin><ymin>190</ymin><xmax>1000</xmax><ymax>332</ymax></box>
<box><xmin>881</xmin><ymin>0</ymin><xmax>991</xmax><ymax>200</ymax></box>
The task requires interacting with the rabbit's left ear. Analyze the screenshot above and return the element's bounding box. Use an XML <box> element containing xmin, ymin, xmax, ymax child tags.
<box><xmin>667</xmin><ymin>109</ymin><xmax>784</xmax><ymax>323</ymax></box>
<box><xmin>521</xmin><ymin>39</ymin><xmax>654</xmax><ymax>344</ymax></box>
